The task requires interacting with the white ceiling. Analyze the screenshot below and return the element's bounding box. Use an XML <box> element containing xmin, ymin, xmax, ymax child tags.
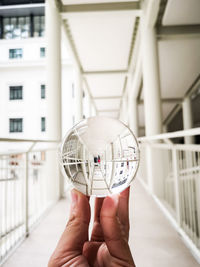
<box><xmin>158</xmin><ymin>38</ymin><xmax>200</xmax><ymax>98</ymax></box>
<box><xmin>60</xmin><ymin>0</ymin><xmax>200</xmax><ymax>133</ymax></box>
<box><xmin>65</xmin><ymin>12</ymin><xmax>136</xmax><ymax>71</ymax></box>
<box><xmin>62</xmin><ymin>6</ymin><xmax>136</xmax><ymax>114</ymax></box>
<box><xmin>95</xmin><ymin>98</ymin><xmax>121</xmax><ymax>110</ymax></box>
<box><xmin>163</xmin><ymin>0</ymin><xmax>200</xmax><ymax>26</ymax></box>
<box><xmin>86</xmin><ymin>73</ymin><xmax>124</xmax><ymax>97</ymax></box>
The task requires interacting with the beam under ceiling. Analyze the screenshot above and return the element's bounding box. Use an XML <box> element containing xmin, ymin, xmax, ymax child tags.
<box><xmin>157</xmin><ymin>25</ymin><xmax>200</xmax><ymax>38</ymax></box>
<box><xmin>83</xmin><ymin>70</ymin><xmax>127</xmax><ymax>75</ymax></box>
<box><xmin>98</xmin><ymin>109</ymin><xmax>119</xmax><ymax>112</ymax></box>
<box><xmin>94</xmin><ymin>96</ymin><xmax>121</xmax><ymax>100</ymax></box>
<box><xmin>156</xmin><ymin>0</ymin><xmax>168</xmax><ymax>27</ymax></box>
<box><xmin>61</xmin><ymin>2</ymin><xmax>140</xmax><ymax>13</ymax></box>
<box><xmin>138</xmin><ymin>98</ymin><xmax>182</xmax><ymax>104</ymax></box>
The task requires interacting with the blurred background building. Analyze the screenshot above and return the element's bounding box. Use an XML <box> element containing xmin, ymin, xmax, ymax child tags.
<box><xmin>0</xmin><ymin>0</ymin><xmax>200</xmax><ymax>266</ymax></box>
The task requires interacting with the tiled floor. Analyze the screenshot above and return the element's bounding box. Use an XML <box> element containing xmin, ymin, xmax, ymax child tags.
<box><xmin>3</xmin><ymin>179</ymin><xmax>200</xmax><ymax>267</ymax></box>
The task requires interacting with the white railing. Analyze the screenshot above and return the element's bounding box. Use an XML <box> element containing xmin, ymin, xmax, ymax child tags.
<box><xmin>0</xmin><ymin>139</ymin><xmax>60</xmax><ymax>265</ymax></box>
<box><xmin>137</xmin><ymin>127</ymin><xmax>200</xmax><ymax>263</ymax></box>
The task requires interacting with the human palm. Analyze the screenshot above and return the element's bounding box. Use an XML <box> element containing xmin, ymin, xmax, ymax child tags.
<box><xmin>48</xmin><ymin>188</ymin><xmax>135</xmax><ymax>267</ymax></box>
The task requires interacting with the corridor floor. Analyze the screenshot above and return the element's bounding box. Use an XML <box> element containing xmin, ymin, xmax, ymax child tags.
<box><xmin>3</xmin><ymin>179</ymin><xmax>200</xmax><ymax>267</ymax></box>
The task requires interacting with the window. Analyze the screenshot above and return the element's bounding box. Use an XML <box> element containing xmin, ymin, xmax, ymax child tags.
<box><xmin>9</xmin><ymin>48</ymin><xmax>23</xmax><ymax>59</ymax></box>
<box><xmin>41</xmin><ymin>84</ymin><xmax>45</xmax><ymax>99</ymax></box>
<box><xmin>40</xmin><ymin>47</ymin><xmax>45</xmax><ymax>57</ymax></box>
<box><xmin>3</xmin><ymin>16</ymin><xmax>30</xmax><ymax>39</ymax></box>
<box><xmin>9</xmin><ymin>118</ymin><xmax>23</xmax><ymax>132</ymax></box>
<box><xmin>10</xmin><ymin>86</ymin><xmax>23</xmax><ymax>100</ymax></box>
<box><xmin>33</xmin><ymin>16</ymin><xmax>45</xmax><ymax>37</ymax></box>
<box><xmin>41</xmin><ymin>117</ymin><xmax>46</xmax><ymax>132</ymax></box>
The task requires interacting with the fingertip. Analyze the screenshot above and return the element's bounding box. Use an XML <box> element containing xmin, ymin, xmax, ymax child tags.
<box><xmin>101</xmin><ymin>193</ymin><xmax>119</xmax><ymax>217</ymax></box>
<box><xmin>120</xmin><ymin>186</ymin><xmax>130</xmax><ymax>198</ymax></box>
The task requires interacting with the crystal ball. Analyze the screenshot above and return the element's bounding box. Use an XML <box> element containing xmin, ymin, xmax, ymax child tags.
<box><xmin>60</xmin><ymin>116</ymin><xmax>139</xmax><ymax>197</ymax></box>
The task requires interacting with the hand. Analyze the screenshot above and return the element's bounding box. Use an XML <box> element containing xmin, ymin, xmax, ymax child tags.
<box><xmin>48</xmin><ymin>187</ymin><xmax>135</xmax><ymax>267</ymax></box>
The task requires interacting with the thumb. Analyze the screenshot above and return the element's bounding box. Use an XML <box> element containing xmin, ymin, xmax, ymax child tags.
<box><xmin>100</xmin><ymin>194</ymin><xmax>134</xmax><ymax>264</ymax></box>
<box><xmin>49</xmin><ymin>190</ymin><xmax>90</xmax><ymax>266</ymax></box>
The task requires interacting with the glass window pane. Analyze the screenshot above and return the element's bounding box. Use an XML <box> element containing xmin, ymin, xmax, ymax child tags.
<box><xmin>41</xmin><ymin>117</ymin><xmax>46</xmax><ymax>132</ymax></box>
<box><xmin>9</xmin><ymin>48</ymin><xmax>23</xmax><ymax>59</ymax></box>
<box><xmin>9</xmin><ymin>118</ymin><xmax>23</xmax><ymax>132</ymax></box>
<box><xmin>41</xmin><ymin>84</ymin><xmax>45</xmax><ymax>99</ymax></box>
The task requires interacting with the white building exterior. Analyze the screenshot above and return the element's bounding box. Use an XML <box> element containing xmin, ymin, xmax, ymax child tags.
<box><xmin>0</xmin><ymin>33</ymin><xmax>77</xmax><ymax>144</ymax></box>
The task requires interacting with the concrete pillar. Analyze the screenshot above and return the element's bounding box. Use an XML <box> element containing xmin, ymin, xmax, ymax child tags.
<box><xmin>74</xmin><ymin>68</ymin><xmax>83</xmax><ymax>123</ymax></box>
<box><xmin>128</xmin><ymin>97</ymin><xmax>139</xmax><ymax>137</ymax></box>
<box><xmin>46</xmin><ymin>1</ymin><xmax>63</xmax><ymax>199</ymax></box>
<box><xmin>46</xmin><ymin>0</ymin><xmax>61</xmax><ymax>141</ymax></box>
<box><xmin>89</xmin><ymin>96</ymin><xmax>92</xmax><ymax>117</ymax></box>
<box><xmin>124</xmin><ymin>95</ymin><xmax>129</xmax><ymax>125</ymax></box>
<box><xmin>142</xmin><ymin>20</ymin><xmax>162</xmax><ymax>136</ymax></box>
<box><xmin>120</xmin><ymin>96</ymin><xmax>128</xmax><ymax>124</ymax></box>
<box><xmin>182</xmin><ymin>97</ymin><xmax>194</xmax><ymax>144</ymax></box>
<box><xmin>141</xmin><ymin>15</ymin><xmax>163</xmax><ymax>194</ymax></box>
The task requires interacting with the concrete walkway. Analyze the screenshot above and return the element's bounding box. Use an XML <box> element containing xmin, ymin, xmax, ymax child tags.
<box><xmin>3</xmin><ymin>179</ymin><xmax>200</xmax><ymax>267</ymax></box>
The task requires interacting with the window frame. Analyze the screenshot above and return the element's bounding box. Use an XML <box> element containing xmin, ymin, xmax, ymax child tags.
<box><xmin>9</xmin><ymin>48</ymin><xmax>23</xmax><ymax>59</ymax></box>
<box><xmin>41</xmin><ymin>117</ymin><xmax>46</xmax><ymax>132</ymax></box>
<box><xmin>40</xmin><ymin>47</ymin><xmax>45</xmax><ymax>58</ymax></box>
<box><xmin>9</xmin><ymin>85</ymin><xmax>23</xmax><ymax>100</ymax></box>
<box><xmin>41</xmin><ymin>84</ymin><xmax>46</xmax><ymax>99</ymax></box>
<box><xmin>9</xmin><ymin>118</ymin><xmax>23</xmax><ymax>133</ymax></box>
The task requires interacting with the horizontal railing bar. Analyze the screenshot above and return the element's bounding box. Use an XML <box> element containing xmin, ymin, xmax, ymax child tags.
<box><xmin>138</xmin><ymin>127</ymin><xmax>200</xmax><ymax>142</ymax></box>
<box><xmin>0</xmin><ymin>146</ymin><xmax>58</xmax><ymax>156</ymax></box>
<box><xmin>0</xmin><ymin>177</ymin><xmax>19</xmax><ymax>182</ymax></box>
<box><xmin>0</xmin><ymin>222</ymin><xmax>24</xmax><ymax>239</ymax></box>
<box><xmin>0</xmin><ymin>138</ymin><xmax>59</xmax><ymax>143</ymax></box>
<box><xmin>139</xmin><ymin>142</ymin><xmax>200</xmax><ymax>151</ymax></box>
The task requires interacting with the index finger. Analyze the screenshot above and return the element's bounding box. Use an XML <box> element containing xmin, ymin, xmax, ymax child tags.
<box><xmin>117</xmin><ymin>186</ymin><xmax>130</xmax><ymax>239</ymax></box>
<box><xmin>90</xmin><ymin>197</ymin><xmax>104</xmax><ymax>242</ymax></box>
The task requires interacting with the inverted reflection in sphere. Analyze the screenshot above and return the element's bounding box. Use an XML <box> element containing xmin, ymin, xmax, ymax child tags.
<box><xmin>60</xmin><ymin>116</ymin><xmax>139</xmax><ymax>197</ymax></box>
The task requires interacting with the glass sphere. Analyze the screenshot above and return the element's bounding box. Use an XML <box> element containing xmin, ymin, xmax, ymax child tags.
<box><xmin>60</xmin><ymin>116</ymin><xmax>139</xmax><ymax>197</ymax></box>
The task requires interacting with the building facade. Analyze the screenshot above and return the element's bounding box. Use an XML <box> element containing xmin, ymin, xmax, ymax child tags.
<box><xmin>0</xmin><ymin>1</ymin><xmax>79</xmax><ymax>145</ymax></box>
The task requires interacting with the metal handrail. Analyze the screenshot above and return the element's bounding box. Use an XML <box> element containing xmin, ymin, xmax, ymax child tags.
<box><xmin>138</xmin><ymin>127</ymin><xmax>200</xmax><ymax>142</ymax></box>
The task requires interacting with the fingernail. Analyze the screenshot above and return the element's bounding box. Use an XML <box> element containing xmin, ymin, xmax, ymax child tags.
<box><xmin>71</xmin><ymin>190</ymin><xmax>78</xmax><ymax>208</ymax></box>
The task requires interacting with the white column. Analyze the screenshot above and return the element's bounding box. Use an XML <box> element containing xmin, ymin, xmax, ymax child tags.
<box><xmin>124</xmin><ymin>95</ymin><xmax>129</xmax><ymax>125</ymax></box>
<box><xmin>141</xmin><ymin>15</ymin><xmax>163</xmax><ymax>194</ymax></box>
<box><xmin>89</xmin><ymin>96</ymin><xmax>92</xmax><ymax>117</ymax></box>
<box><xmin>74</xmin><ymin>68</ymin><xmax>83</xmax><ymax>123</ymax></box>
<box><xmin>128</xmin><ymin>97</ymin><xmax>138</xmax><ymax>137</ymax></box>
<box><xmin>46</xmin><ymin>1</ymin><xmax>61</xmax><ymax>140</ymax></box>
<box><xmin>120</xmin><ymin>96</ymin><xmax>128</xmax><ymax>124</ymax></box>
<box><xmin>142</xmin><ymin>21</ymin><xmax>162</xmax><ymax>136</ymax></box>
<box><xmin>46</xmin><ymin>1</ymin><xmax>62</xmax><ymax>199</ymax></box>
<box><xmin>182</xmin><ymin>96</ymin><xmax>194</xmax><ymax>144</ymax></box>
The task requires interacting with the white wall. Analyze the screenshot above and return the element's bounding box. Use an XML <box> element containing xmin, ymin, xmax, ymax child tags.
<box><xmin>0</xmin><ymin>37</ymin><xmax>75</xmax><ymax>146</ymax></box>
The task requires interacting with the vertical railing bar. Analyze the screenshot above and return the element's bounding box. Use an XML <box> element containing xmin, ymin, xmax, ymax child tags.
<box><xmin>183</xmin><ymin>151</ymin><xmax>189</xmax><ymax>234</ymax></box>
<box><xmin>182</xmin><ymin>151</ymin><xmax>188</xmax><ymax>233</ymax></box>
<box><xmin>0</xmin><ymin>156</ymin><xmax>3</xmax><ymax>260</ymax></box>
<box><xmin>179</xmin><ymin>151</ymin><xmax>185</xmax><ymax>231</ymax></box>
<box><xmin>5</xmin><ymin>156</ymin><xmax>8</xmax><ymax>256</ymax></box>
<box><xmin>11</xmin><ymin>175</ymin><xmax>14</xmax><ymax>248</ymax></box>
<box><xmin>25</xmin><ymin>152</ymin><xmax>29</xmax><ymax>238</ymax></box>
<box><xmin>191</xmin><ymin>151</ymin><xmax>197</xmax><ymax>246</ymax></box>
<box><xmin>186</xmin><ymin>150</ymin><xmax>193</xmax><ymax>238</ymax></box>
<box><xmin>173</xmin><ymin>147</ymin><xmax>181</xmax><ymax>226</ymax></box>
<box><xmin>190</xmin><ymin>151</ymin><xmax>196</xmax><ymax>244</ymax></box>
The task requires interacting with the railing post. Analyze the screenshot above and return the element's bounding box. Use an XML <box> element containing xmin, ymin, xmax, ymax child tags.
<box><xmin>25</xmin><ymin>152</ymin><xmax>29</xmax><ymax>237</ymax></box>
<box><xmin>172</xmin><ymin>147</ymin><xmax>181</xmax><ymax>226</ymax></box>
